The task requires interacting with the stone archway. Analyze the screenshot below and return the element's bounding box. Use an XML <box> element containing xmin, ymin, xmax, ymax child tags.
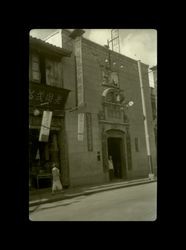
<box><xmin>102</xmin><ymin>129</ymin><xmax>128</xmax><ymax>180</ymax></box>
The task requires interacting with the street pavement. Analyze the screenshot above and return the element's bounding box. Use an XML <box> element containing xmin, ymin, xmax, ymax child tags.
<box><xmin>29</xmin><ymin>177</ymin><xmax>156</xmax><ymax>207</ymax></box>
<box><xmin>29</xmin><ymin>182</ymin><xmax>157</xmax><ymax>221</ymax></box>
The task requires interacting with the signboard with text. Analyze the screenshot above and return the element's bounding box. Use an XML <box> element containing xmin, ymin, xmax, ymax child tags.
<box><xmin>29</xmin><ymin>82</ymin><xmax>70</xmax><ymax>110</ymax></box>
<box><xmin>39</xmin><ymin>111</ymin><xmax>53</xmax><ymax>142</ymax></box>
<box><xmin>86</xmin><ymin>113</ymin><xmax>93</xmax><ymax>151</ymax></box>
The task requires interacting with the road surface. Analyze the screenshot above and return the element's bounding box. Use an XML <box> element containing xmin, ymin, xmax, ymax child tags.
<box><xmin>29</xmin><ymin>182</ymin><xmax>157</xmax><ymax>221</ymax></box>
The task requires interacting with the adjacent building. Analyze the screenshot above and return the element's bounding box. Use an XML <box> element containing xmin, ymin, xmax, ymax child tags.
<box><xmin>150</xmin><ymin>65</ymin><xmax>157</xmax><ymax>146</ymax></box>
<box><xmin>29</xmin><ymin>29</ymin><xmax>157</xmax><ymax>189</ymax></box>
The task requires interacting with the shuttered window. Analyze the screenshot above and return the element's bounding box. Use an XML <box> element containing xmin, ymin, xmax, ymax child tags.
<box><xmin>31</xmin><ymin>54</ymin><xmax>40</xmax><ymax>82</ymax></box>
<box><xmin>46</xmin><ymin>59</ymin><xmax>62</xmax><ymax>87</ymax></box>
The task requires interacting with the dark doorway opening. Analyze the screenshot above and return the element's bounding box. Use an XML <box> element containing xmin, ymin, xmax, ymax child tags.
<box><xmin>29</xmin><ymin>129</ymin><xmax>60</xmax><ymax>189</ymax></box>
<box><xmin>107</xmin><ymin>137</ymin><xmax>123</xmax><ymax>179</ymax></box>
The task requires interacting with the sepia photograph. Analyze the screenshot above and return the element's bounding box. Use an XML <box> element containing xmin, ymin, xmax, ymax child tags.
<box><xmin>29</xmin><ymin>29</ymin><xmax>157</xmax><ymax>221</ymax></box>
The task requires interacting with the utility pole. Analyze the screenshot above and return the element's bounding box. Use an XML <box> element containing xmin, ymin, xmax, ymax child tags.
<box><xmin>137</xmin><ymin>60</ymin><xmax>154</xmax><ymax>180</ymax></box>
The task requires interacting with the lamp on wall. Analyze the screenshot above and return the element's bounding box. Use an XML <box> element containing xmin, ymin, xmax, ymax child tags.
<box><xmin>120</xmin><ymin>100</ymin><xmax>134</xmax><ymax>111</ymax></box>
<box><xmin>127</xmin><ymin>101</ymin><xmax>134</xmax><ymax>107</ymax></box>
<box><xmin>33</xmin><ymin>102</ymin><xmax>50</xmax><ymax>116</ymax></box>
<box><xmin>33</xmin><ymin>109</ymin><xmax>40</xmax><ymax>116</ymax></box>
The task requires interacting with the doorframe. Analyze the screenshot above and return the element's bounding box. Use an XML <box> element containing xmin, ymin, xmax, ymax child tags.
<box><xmin>102</xmin><ymin>129</ymin><xmax>128</xmax><ymax>180</ymax></box>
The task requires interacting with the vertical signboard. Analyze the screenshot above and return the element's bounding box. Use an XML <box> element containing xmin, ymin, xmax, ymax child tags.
<box><xmin>74</xmin><ymin>36</ymin><xmax>84</xmax><ymax>106</ymax></box>
<box><xmin>78</xmin><ymin>113</ymin><xmax>84</xmax><ymax>141</ymax></box>
<box><xmin>86</xmin><ymin>113</ymin><xmax>93</xmax><ymax>151</ymax></box>
<box><xmin>39</xmin><ymin>111</ymin><xmax>53</xmax><ymax>142</ymax></box>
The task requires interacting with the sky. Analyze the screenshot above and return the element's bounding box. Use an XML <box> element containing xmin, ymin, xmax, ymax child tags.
<box><xmin>83</xmin><ymin>29</ymin><xmax>157</xmax><ymax>67</ymax></box>
<box><xmin>30</xmin><ymin>29</ymin><xmax>157</xmax><ymax>86</ymax></box>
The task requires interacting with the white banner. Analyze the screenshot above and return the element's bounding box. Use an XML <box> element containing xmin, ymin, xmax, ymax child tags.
<box><xmin>75</xmin><ymin>37</ymin><xmax>84</xmax><ymax>106</ymax></box>
<box><xmin>78</xmin><ymin>113</ymin><xmax>84</xmax><ymax>141</ymax></box>
<box><xmin>39</xmin><ymin>111</ymin><xmax>53</xmax><ymax>142</ymax></box>
<box><xmin>77</xmin><ymin>134</ymin><xmax>84</xmax><ymax>141</ymax></box>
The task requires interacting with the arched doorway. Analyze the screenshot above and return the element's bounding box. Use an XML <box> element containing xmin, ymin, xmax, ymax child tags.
<box><xmin>108</xmin><ymin>137</ymin><xmax>123</xmax><ymax>179</ymax></box>
<box><xmin>102</xmin><ymin>129</ymin><xmax>128</xmax><ymax>180</ymax></box>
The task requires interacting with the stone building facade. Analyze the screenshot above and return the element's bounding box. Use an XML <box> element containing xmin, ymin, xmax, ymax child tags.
<box><xmin>29</xmin><ymin>29</ymin><xmax>157</xmax><ymax>189</ymax></box>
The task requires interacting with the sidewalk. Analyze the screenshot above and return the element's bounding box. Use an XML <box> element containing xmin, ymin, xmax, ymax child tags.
<box><xmin>29</xmin><ymin>177</ymin><xmax>157</xmax><ymax>208</ymax></box>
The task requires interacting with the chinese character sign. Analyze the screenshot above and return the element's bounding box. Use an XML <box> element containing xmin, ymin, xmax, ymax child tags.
<box><xmin>39</xmin><ymin>111</ymin><xmax>53</xmax><ymax>142</ymax></box>
<box><xmin>29</xmin><ymin>82</ymin><xmax>70</xmax><ymax>110</ymax></box>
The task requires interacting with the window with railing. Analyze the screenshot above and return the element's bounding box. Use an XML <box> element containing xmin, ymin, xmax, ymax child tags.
<box><xmin>31</xmin><ymin>53</ymin><xmax>40</xmax><ymax>82</ymax></box>
<box><xmin>102</xmin><ymin>89</ymin><xmax>125</xmax><ymax>122</ymax></box>
<box><xmin>105</xmin><ymin>102</ymin><xmax>122</xmax><ymax>120</ymax></box>
<box><xmin>29</xmin><ymin>52</ymin><xmax>63</xmax><ymax>88</ymax></box>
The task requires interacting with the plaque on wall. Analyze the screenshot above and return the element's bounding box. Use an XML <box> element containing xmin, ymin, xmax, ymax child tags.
<box><xmin>86</xmin><ymin>113</ymin><xmax>93</xmax><ymax>151</ymax></box>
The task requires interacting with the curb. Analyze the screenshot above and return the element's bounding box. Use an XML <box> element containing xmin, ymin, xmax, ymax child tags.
<box><xmin>29</xmin><ymin>179</ymin><xmax>157</xmax><ymax>208</ymax></box>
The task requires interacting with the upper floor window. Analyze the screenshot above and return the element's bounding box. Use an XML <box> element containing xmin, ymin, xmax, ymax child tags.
<box><xmin>46</xmin><ymin>59</ymin><xmax>62</xmax><ymax>88</ymax></box>
<box><xmin>29</xmin><ymin>52</ymin><xmax>62</xmax><ymax>88</ymax></box>
<box><xmin>31</xmin><ymin>54</ymin><xmax>40</xmax><ymax>82</ymax></box>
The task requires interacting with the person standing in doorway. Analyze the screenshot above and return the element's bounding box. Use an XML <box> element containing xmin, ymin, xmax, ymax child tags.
<box><xmin>51</xmin><ymin>162</ymin><xmax>63</xmax><ymax>194</ymax></box>
<box><xmin>108</xmin><ymin>156</ymin><xmax>114</xmax><ymax>181</ymax></box>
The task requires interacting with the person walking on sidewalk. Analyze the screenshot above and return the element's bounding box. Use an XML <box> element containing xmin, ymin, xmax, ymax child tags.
<box><xmin>51</xmin><ymin>162</ymin><xmax>63</xmax><ymax>195</ymax></box>
<box><xmin>108</xmin><ymin>155</ymin><xmax>114</xmax><ymax>181</ymax></box>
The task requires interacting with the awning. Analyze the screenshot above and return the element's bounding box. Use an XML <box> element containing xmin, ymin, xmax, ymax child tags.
<box><xmin>30</xmin><ymin>36</ymin><xmax>72</xmax><ymax>57</ymax></box>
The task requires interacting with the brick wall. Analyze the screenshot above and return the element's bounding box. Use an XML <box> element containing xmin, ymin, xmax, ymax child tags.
<box><xmin>81</xmin><ymin>38</ymin><xmax>157</xmax><ymax>180</ymax></box>
<box><xmin>61</xmin><ymin>31</ymin><xmax>157</xmax><ymax>186</ymax></box>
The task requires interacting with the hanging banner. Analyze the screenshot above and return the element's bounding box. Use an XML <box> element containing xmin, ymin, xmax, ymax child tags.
<box><xmin>39</xmin><ymin>111</ymin><xmax>53</xmax><ymax>142</ymax></box>
<box><xmin>77</xmin><ymin>113</ymin><xmax>84</xmax><ymax>141</ymax></box>
<box><xmin>86</xmin><ymin>113</ymin><xmax>93</xmax><ymax>151</ymax></box>
<box><xmin>29</xmin><ymin>82</ymin><xmax>70</xmax><ymax>110</ymax></box>
<box><xmin>74</xmin><ymin>36</ymin><xmax>84</xmax><ymax>106</ymax></box>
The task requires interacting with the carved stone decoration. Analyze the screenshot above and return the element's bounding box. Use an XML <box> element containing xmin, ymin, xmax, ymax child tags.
<box><xmin>102</xmin><ymin>87</ymin><xmax>124</xmax><ymax>104</ymax></box>
<box><xmin>102</xmin><ymin>69</ymin><xmax>119</xmax><ymax>87</ymax></box>
<box><xmin>101</xmin><ymin>88</ymin><xmax>129</xmax><ymax>123</ymax></box>
<box><xmin>123</xmin><ymin>113</ymin><xmax>129</xmax><ymax>123</ymax></box>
